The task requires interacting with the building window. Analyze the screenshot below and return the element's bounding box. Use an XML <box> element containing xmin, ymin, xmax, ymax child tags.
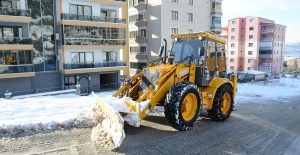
<box><xmin>0</xmin><ymin>50</ymin><xmax>32</xmax><ymax>65</ymax></box>
<box><xmin>231</xmin><ymin>28</ymin><xmax>236</xmax><ymax>32</ymax></box>
<box><xmin>212</xmin><ymin>17</ymin><xmax>221</xmax><ymax>27</ymax></box>
<box><xmin>129</xmin><ymin>29</ymin><xmax>146</xmax><ymax>38</ymax></box>
<box><xmin>171</xmin><ymin>11</ymin><xmax>178</xmax><ymax>20</ymax></box>
<box><xmin>230</xmin><ymin>51</ymin><xmax>235</xmax><ymax>55</ymax></box>
<box><xmin>231</xmin><ymin>43</ymin><xmax>235</xmax><ymax>47</ymax></box>
<box><xmin>212</xmin><ymin>2</ymin><xmax>222</xmax><ymax>10</ymax></box>
<box><xmin>249</xmin><ymin>18</ymin><xmax>254</xmax><ymax>22</ymax></box>
<box><xmin>187</xmin><ymin>29</ymin><xmax>193</xmax><ymax>33</ymax></box>
<box><xmin>249</xmin><ymin>26</ymin><xmax>254</xmax><ymax>31</ymax></box>
<box><xmin>130</xmin><ymin>46</ymin><xmax>147</xmax><ymax>54</ymax></box>
<box><xmin>231</xmin><ymin>36</ymin><xmax>235</xmax><ymax>40</ymax></box>
<box><xmin>69</xmin><ymin>4</ymin><xmax>92</xmax><ymax>15</ymax></box>
<box><xmin>129</xmin><ymin>13</ymin><xmax>146</xmax><ymax>23</ymax></box>
<box><xmin>230</xmin><ymin>66</ymin><xmax>234</xmax><ymax>70</ymax></box>
<box><xmin>248</xmin><ymin>59</ymin><xmax>253</xmax><ymax>63</ymax></box>
<box><xmin>129</xmin><ymin>0</ymin><xmax>146</xmax><ymax>7</ymax></box>
<box><xmin>71</xmin><ymin>52</ymin><xmax>94</xmax><ymax>63</ymax></box>
<box><xmin>188</xmin><ymin>0</ymin><xmax>193</xmax><ymax>5</ymax></box>
<box><xmin>248</xmin><ymin>51</ymin><xmax>253</xmax><ymax>55</ymax></box>
<box><xmin>172</xmin><ymin>0</ymin><xmax>179</xmax><ymax>3</ymax></box>
<box><xmin>188</xmin><ymin>13</ymin><xmax>193</xmax><ymax>21</ymax></box>
<box><xmin>248</xmin><ymin>43</ymin><xmax>253</xmax><ymax>47</ymax></box>
<box><xmin>130</xmin><ymin>62</ymin><xmax>147</xmax><ymax>70</ymax></box>
<box><xmin>231</xmin><ymin>20</ymin><xmax>236</xmax><ymax>24</ymax></box>
<box><xmin>230</xmin><ymin>59</ymin><xmax>234</xmax><ymax>62</ymax></box>
<box><xmin>171</xmin><ymin>28</ymin><xmax>178</xmax><ymax>34</ymax></box>
<box><xmin>247</xmin><ymin>67</ymin><xmax>252</xmax><ymax>70</ymax></box>
<box><xmin>249</xmin><ymin>35</ymin><xmax>254</xmax><ymax>39</ymax></box>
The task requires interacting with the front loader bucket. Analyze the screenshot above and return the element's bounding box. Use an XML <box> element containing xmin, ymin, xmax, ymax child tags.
<box><xmin>92</xmin><ymin>92</ymin><xmax>124</xmax><ymax>124</ymax></box>
<box><xmin>91</xmin><ymin>92</ymin><xmax>125</xmax><ymax>150</ymax></box>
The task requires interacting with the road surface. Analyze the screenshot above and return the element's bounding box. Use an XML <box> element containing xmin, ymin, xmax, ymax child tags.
<box><xmin>1</xmin><ymin>96</ymin><xmax>300</xmax><ymax>155</ymax></box>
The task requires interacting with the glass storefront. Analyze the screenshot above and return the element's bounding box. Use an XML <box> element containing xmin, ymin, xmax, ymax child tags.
<box><xmin>28</xmin><ymin>0</ymin><xmax>55</xmax><ymax>72</ymax></box>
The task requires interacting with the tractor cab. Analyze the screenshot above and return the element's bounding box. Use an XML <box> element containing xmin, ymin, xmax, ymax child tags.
<box><xmin>170</xmin><ymin>32</ymin><xmax>227</xmax><ymax>86</ymax></box>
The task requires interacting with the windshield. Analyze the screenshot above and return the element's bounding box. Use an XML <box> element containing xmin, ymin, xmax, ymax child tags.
<box><xmin>171</xmin><ymin>38</ymin><xmax>204</xmax><ymax>64</ymax></box>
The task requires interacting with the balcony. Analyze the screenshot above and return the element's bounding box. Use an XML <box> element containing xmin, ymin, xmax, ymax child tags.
<box><xmin>0</xmin><ymin>65</ymin><xmax>34</xmax><ymax>74</ymax></box>
<box><xmin>130</xmin><ymin>37</ymin><xmax>147</xmax><ymax>44</ymax></box>
<box><xmin>0</xmin><ymin>37</ymin><xmax>33</xmax><ymax>50</ymax></box>
<box><xmin>0</xmin><ymin>7</ymin><xmax>30</xmax><ymax>17</ymax></box>
<box><xmin>261</xmin><ymin>29</ymin><xmax>274</xmax><ymax>34</ymax></box>
<box><xmin>61</xmin><ymin>13</ymin><xmax>126</xmax><ymax>24</ymax></box>
<box><xmin>64</xmin><ymin>61</ymin><xmax>127</xmax><ymax>70</ymax></box>
<box><xmin>133</xmin><ymin>3</ymin><xmax>147</xmax><ymax>10</ymax></box>
<box><xmin>64</xmin><ymin>39</ymin><xmax>126</xmax><ymax>46</ymax></box>
<box><xmin>260</xmin><ymin>38</ymin><xmax>273</xmax><ymax>42</ymax></box>
<box><xmin>0</xmin><ymin>7</ymin><xmax>31</xmax><ymax>23</ymax></box>
<box><xmin>133</xmin><ymin>20</ymin><xmax>147</xmax><ymax>27</ymax></box>
<box><xmin>0</xmin><ymin>37</ymin><xmax>32</xmax><ymax>45</ymax></box>
<box><xmin>259</xmin><ymin>54</ymin><xmax>273</xmax><ymax>58</ymax></box>
<box><xmin>130</xmin><ymin>52</ymin><xmax>147</xmax><ymax>60</ymax></box>
<box><xmin>259</xmin><ymin>62</ymin><xmax>272</xmax><ymax>67</ymax></box>
<box><xmin>259</xmin><ymin>46</ymin><xmax>273</xmax><ymax>50</ymax></box>
<box><xmin>211</xmin><ymin>9</ymin><xmax>223</xmax><ymax>15</ymax></box>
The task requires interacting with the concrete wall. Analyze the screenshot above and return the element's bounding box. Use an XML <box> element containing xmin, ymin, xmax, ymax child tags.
<box><xmin>0</xmin><ymin>72</ymin><xmax>61</xmax><ymax>98</ymax></box>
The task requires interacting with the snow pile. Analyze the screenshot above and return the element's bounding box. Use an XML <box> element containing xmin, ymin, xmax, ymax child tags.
<box><xmin>236</xmin><ymin>78</ymin><xmax>300</xmax><ymax>102</ymax></box>
<box><xmin>90</xmin><ymin>106</ymin><xmax>124</xmax><ymax>150</ymax></box>
<box><xmin>89</xmin><ymin>94</ymin><xmax>150</xmax><ymax>149</ymax></box>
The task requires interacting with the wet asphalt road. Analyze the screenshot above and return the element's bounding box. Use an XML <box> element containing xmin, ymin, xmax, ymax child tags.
<box><xmin>1</xmin><ymin>96</ymin><xmax>300</xmax><ymax>155</ymax></box>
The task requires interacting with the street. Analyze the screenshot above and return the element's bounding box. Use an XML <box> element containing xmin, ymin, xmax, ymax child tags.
<box><xmin>1</xmin><ymin>96</ymin><xmax>300</xmax><ymax>155</ymax></box>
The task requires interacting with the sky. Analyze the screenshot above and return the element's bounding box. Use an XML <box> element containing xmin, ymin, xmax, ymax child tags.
<box><xmin>222</xmin><ymin>0</ymin><xmax>300</xmax><ymax>44</ymax></box>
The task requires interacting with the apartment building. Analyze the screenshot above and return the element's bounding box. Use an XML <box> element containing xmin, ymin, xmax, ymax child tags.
<box><xmin>286</xmin><ymin>58</ymin><xmax>300</xmax><ymax>68</ymax></box>
<box><xmin>222</xmin><ymin>17</ymin><xmax>286</xmax><ymax>76</ymax></box>
<box><xmin>0</xmin><ymin>0</ymin><xmax>128</xmax><ymax>98</ymax></box>
<box><xmin>56</xmin><ymin>0</ymin><xmax>129</xmax><ymax>93</ymax></box>
<box><xmin>128</xmin><ymin>0</ymin><xmax>223</xmax><ymax>75</ymax></box>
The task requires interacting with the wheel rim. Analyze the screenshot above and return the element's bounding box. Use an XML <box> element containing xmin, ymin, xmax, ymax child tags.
<box><xmin>181</xmin><ymin>93</ymin><xmax>198</xmax><ymax>121</ymax></box>
<box><xmin>221</xmin><ymin>93</ymin><xmax>231</xmax><ymax>114</ymax></box>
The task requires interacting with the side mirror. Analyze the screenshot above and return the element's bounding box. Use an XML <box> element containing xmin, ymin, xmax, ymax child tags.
<box><xmin>158</xmin><ymin>46</ymin><xmax>164</xmax><ymax>57</ymax></box>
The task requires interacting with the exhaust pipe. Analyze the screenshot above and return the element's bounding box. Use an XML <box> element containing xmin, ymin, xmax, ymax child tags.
<box><xmin>163</xmin><ymin>39</ymin><xmax>167</xmax><ymax>64</ymax></box>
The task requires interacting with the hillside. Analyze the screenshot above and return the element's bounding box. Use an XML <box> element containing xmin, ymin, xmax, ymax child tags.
<box><xmin>285</xmin><ymin>42</ymin><xmax>300</xmax><ymax>57</ymax></box>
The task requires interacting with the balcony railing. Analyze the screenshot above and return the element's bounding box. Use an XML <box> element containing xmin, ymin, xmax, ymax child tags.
<box><xmin>261</xmin><ymin>29</ymin><xmax>274</xmax><ymax>33</ymax></box>
<box><xmin>0</xmin><ymin>37</ymin><xmax>32</xmax><ymax>45</ymax></box>
<box><xmin>64</xmin><ymin>38</ymin><xmax>126</xmax><ymax>46</ymax></box>
<box><xmin>259</xmin><ymin>46</ymin><xmax>273</xmax><ymax>50</ymax></box>
<box><xmin>259</xmin><ymin>54</ymin><xmax>273</xmax><ymax>58</ymax></box>
<box><xmin>211</xmin><ymin>9</ymin><xmax>223</xmax><ymax>15</ymax></box>
<box><xmin>130</xmin><ymin>51</ymin><xmax>147</xmax><ymax>55</ymax></box>
<box><xmin>259</xmin><ymin>62</ymin><xmax>272</xmax><ymax>66</ymax></box>
<box><xmin>0</xmin><ymin>7</ymin><xmax>31</xmax><ymax>17</ymax></box>
<box><xmin>61</xmin><ymin>13</ymin><xmax>126</xmax><ymax>24</ymax></box>
<box><xmin>0</xmin><ymin>65</ymin><xmax>33</xmax><ymax>74</ymax></box>
<box><xmin>64</xmin><ymin>61</ymin><xmax>127</xmax><ymax>70</ymax></box>
<box><xmin>260</xmin><ymin>38</ymin><xmax>273</xmax><ymax>41</ymax></box>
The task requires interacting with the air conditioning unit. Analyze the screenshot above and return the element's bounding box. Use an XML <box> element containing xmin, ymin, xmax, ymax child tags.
<box><xmin>55</xmin><ymin>33</ymin><xmax>60</xmax><ymax>40</ymax></box>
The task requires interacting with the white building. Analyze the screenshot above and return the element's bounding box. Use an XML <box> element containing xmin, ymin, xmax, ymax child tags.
<box><xmin>128</xmin><ymin>0</ymin><xmax>223</xmax><ymax>75</ymax></box>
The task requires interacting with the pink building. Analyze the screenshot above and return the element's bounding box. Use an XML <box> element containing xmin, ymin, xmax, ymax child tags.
<box><xmin>221</xmin><ymin>17</ymin><xmax>286</xmax><ymax>76</ymax></box>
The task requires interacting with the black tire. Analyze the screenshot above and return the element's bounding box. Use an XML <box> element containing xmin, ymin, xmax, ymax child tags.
<box><xmin>164</xmin><ymin>81</ymin><xmax>201</xmax><ymax>131</ymax></box>
<box><xmin>208</xmin><ymin>84</ymin><xmax>234</xmax><ymax>121</ymax></box>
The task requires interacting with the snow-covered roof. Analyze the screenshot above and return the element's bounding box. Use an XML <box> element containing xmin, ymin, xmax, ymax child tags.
<box><xmin>239</xmin><ymin>70</ymin><xmax>266</xmax><ymax>75</ymax></box>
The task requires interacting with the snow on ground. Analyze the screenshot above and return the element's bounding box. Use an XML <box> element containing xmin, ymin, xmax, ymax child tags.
<box><xmin>0</xmin><ymin>77</ymin><xmax>300</xmax><ymax>136</ymax></box>
<box><xmin>236</xmin><ymin>77</ymin><xmax>300</xmax><ymax>102</ymax></box>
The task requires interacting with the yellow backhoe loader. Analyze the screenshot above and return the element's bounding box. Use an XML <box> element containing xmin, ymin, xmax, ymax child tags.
<box><xmin>95</xmin><ymin>32</ymin><xmax>237</xmax><ymax>131</ymax></box>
